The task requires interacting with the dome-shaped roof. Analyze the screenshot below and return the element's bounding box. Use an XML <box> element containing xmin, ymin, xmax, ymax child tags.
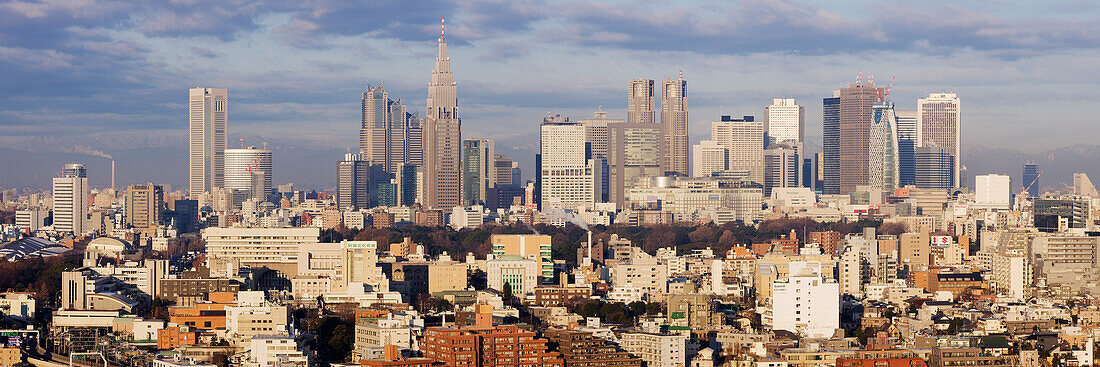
<box><xmin>86</xmin><ymin>237</ymin><xmax>131</xmax><ymax>253</ymax></box>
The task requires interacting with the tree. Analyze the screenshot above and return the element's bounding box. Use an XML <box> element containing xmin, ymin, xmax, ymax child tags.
<box><xmin>435</xmin><ymin>299</ymin><xmax>453</xmax><ymax>313</ymax></box>
<box><xmin>646</xmin><ymin>302</ymin><xmax>663</xmax><ymax>315</ymax></box>
<box><xmin>469</xmin><ymin>269</ymin><xmax>487</xmax><ymax>290</ymax></box>
<box><xmin>503</xmin><ymin>282</ymin><xmax>514</xmax><ymax>304</ymax></box>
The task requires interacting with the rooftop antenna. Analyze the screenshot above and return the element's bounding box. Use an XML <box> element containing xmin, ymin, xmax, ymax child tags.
<box><xmin>856</xmin><ymin>70</ymin><xmax>862</xmax><ymax>85</ymax></box>
<box><xmin>869</xmin><ymin>72</ymin><xmax>875</xmax><ymax>85</ymax></box>
<box><xmin>240</xmin><ymin>137</ymin><xmax>245</xmax><ymax>149</ymax></box>
<box><xmin>678</xmin><ymin>69</ymin><xmax>683</xmax><ymax>81</ymax></box>
<box><xmin>885</xmin><ymin>75</ymin><xmax>895</xmax><ymax>99</ymax></box>
<box><xmin>441</xmin><ymin>16</ymin><xmax>445</xmax><ymax>40</ymax></box>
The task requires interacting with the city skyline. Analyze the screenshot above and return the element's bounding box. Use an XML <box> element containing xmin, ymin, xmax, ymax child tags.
<box><xmin>2</xmin><ymin>1</ymin><xmax>1100</xmax><ymax>190</ymax></box>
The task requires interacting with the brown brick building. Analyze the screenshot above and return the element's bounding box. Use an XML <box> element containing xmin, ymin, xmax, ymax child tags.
<box><xmin>422</xmin><ymin>325</ymin><xmax>564</xmax><ymax>367</ymax></box>
<box><xmin>543</xmin><ymin>329</ymin><xmax>641</xmax><ymax>367</ymax></box>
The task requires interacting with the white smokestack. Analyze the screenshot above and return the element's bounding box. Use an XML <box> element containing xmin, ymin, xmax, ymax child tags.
<box><xmin>111</xmin><ymin>160</ymin><xmax>115</xmax><ymax>191</ymax></box>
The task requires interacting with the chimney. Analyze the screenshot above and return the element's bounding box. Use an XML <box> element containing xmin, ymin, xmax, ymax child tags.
<box><xmin>111</xmin><ymin>160</ymin><xmax>116</xmax><ymax>191</ymax></box>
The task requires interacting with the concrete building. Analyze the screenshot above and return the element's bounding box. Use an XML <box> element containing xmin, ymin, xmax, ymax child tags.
<box><xmin>607</xmin><ymin>122</ymin><xmax>664</xmax><ymax>207</ymax></box>
<box><xmin>16</xmin><ymin>208</ymin><xmax>48</xmax><ymax>232</ymax></box>
<box><xmin>619</xmin><ymin>332</ymin><xmax>686</xmax><ymax>367</ymax></box>
<box><xmin>661</xmin><ymin>76</ymin><xmax>689</xmax><ymax>176</ymax></box>
<box><xmin>422</xmin><ymin>324</ymin><xmax>564</xmax><ymax>367</ymax></box>
<box><xmin>224</xmin><ymin>146</ymin><xmax>273</xmax><ymax>202</ymax></box>
<box><xmin>991</xmin><ymin>251</ymin><xmax>1030</xmax><ymax>299</ymax></box>
<box><xmin>487</xmin><ymin>255</ymin><xmax>538</xmax><ymax>297</ymax></box>
<box><xmin>868</xmin><ymin>102</ymin><xmax>899</xmax><ymax>191</ymax></box>
<box><xmin>124</xmin><ymin>184</ymin><xmax>164</xmax><ymax>235</ymax></box>
<box><xmin>544</xmin><ymin>329</ymin><xmax>642</xmax><ymax>367</ymax></box>
<box><xmin>896</xmin><ymin>109</ymin><xmax>919</xmax><ymax>187</ymax></box>
<box><xmin>915</xmin><ymin>146</ymin><xmax>955</xmax><ymax>190</ymax></box>
<box><xmin>769</xmin><ymin>262</ymin><xmax>839</xmax><ymax>338</ymax></box>
<box><xmin>918</xmin><ymin>93</ymin><xmax>961</xmax><ymax>188</ymax></box>
<box><xmin>337</xmin><ymin>153</ymin><xmax>383</xmax><ymax>210</ymax></box>
<box><xmin>461</xmin><ymin>139</ymin><xmax>494</xmax><ymax>205</ymax></box>
<box><xmin>450</xmin><ymin>205</ymin><xmax>484</xmax><ymax>230</ymax></box>
<box><xmin>624</xmin><ymin>177</ymin><xmax>762</xmax><ymax>224</ymax></box>
<box><xmin>203</xmin><ymin>227</ymin><xmax>320</xmax><ymax>278</ymax></box>
<box><xmin>1023</xmin><ymin>163</ymin><xmax>1040</xmax><ymax>197</ymax></box>
<box><xmin>822</xmin><ymin>92</ymin><xmax>841</xmax><ymax>194</ymax></box>
<box><xmin>225</xmin><ymin>291</ymin><xmax>289</xmax><ymax>342</ymax></box>
<box><xmin>189</xmin><ymin>87</ymin><xmax>228</xmax><ymax>197</ymax></box>
<box><xmin>764</xmin><ymin>98</ymin><xmax>804</xmax><ymax>145</ymax></box>
<box><xmin>975</xmin><ymin>174</ymin><xmax>1011</xmax><ymax>209</ymax></box>
<box><xmin>540</xmin><ymin>115</ymin><xmax>597</xmax><ymax>210</ymax></box>
<box><xmin>763</xmin><ymin>143</ymin><xmax>801</xmax><ymax>196</ymax></box>
<box><xmin>491</xmin><ymin>234</ymin><xmax>553</xmax><ymax>282</ymax></box>
<box><xmin>422</xmin><ymin>30</ymin><xmax>462</xmax><ymax>210</ymax></box>
<box><xmin>247</xmin><ymin>334</ymin><xmax>307</xmax><ymax>367</ymax></box>
<box><xmin>711</xmin><ymin>116</ymin><xmax>763</xmax><ymax>184</ymax></box>
<box><xmin>627</xmin><ymin>79</ymin><xmax>655</xmax><ymax>124</ymax></box>
<box><xmin>53</xmin><ymin>163</ymin><xmax>88</xmax><ymax>234</ymax></box>
<box><xmin>359</xmin><ymin>82</ymin><xmax>423</xmax><ymax>175</ymax></box>
<box><xmin>692</xmin><ymin>140</ymin><xmax>727</xmax><ymax>178</ymax></box>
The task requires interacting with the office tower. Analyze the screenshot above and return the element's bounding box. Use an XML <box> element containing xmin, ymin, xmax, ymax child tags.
<box><xmin>397</xmin><ymin>164</ymin><xmax>418</xmax><ymax>206</ymax></box>
<box><xmin>763</xmin><ymin>143</ymin><xmax>801</xmax><ymax>196</ymax></box>
<box><xmin>1022</xmin><ymin>163</ymin><xmax>1040</xmax><ymax>197</ymax></box>
<box><xmin>692</xmin><ymin>140</ymin><xmax>727</xmax><ymax>178</ymax></box>
<box><xmin>914</xmin><ymin>146</ymin><xmax>954</xmax><ymax>189</ymax></box>
<box><xmin>839</xmin><ymin>81</ymin><xmax>882</xmax><ymax>194</ymax></box>
<box><xmin>422</xmin><ymin>22</ymin><xmax>462</xmax><ymax>209</ymax></box>
<box><xmin>975</xmin><ymin>174</ymin><xmax>1011</xmax><ymax>209</ymax></box>
<box><xmin>461</xmin><ymin>139</ymin><xmax>494</xmax><ymax>205</ymax></box>
<box><xmin>1074</xmin><ymin>173</ymin><xmax>1100</xmax><ymax>198</ymax></box>
<box><xmin>173</xmin><ymin>199</ymin><xmax>199</xmax><ymax>233</ymax></box>
<box><xmin>895</xmin><ymin>110</ymin><xmax>918</xmax><ymax>187</ymax></box>
<box><xmin>337</xmin><ymin>153</ymin><xmax>372</xmax><ymax>210</ymax></box>
<box><xmin>764</xmin><ymin>98</ymin><xmax>804</xmax><ymax>145</ymax></box>
<box><xmin>917</xmin><ymin>93</ymin><xmax>961</xmax><ymax>188</ymax></box>
<box><xmin>359</xmin><ymin>82</ymin><xmax>423</xmax><ymax>174</ymax></box>
<box><xmin>868</xmin><ymin>102</ymin><xmax>899</xmax><ymax>191</ymax></box>
<box><xmin>539</xmin><ymin>115</ymin><xmax>596</xmax><ymax>209</ymax></box>
<box><xmin>125</xmin><ymin>184</ymin><xmax>164</xmax><ymax>234</ymax></box>
<box><xmin>53</xmin><ymin>163</ymin><xmax>88</xmax><ymax>234</ymax></box>
<box><xmin>627</xmin><ymin>79</ymin><xmax>654</xmax><ymax>124</ymax></box>
<box><xmin>711</xmin><ymin>115</ymin><xmax>763</xmax><ymax>183</ymax></box>
<box><xmin>224</xmin><ymin>146</ymin><xmax>273</xmax><ymax>202</ymax></box>
<box><xmin>802</xmin><ymin>156</ymin><xmax>817</xmax><ymax>190</ymax></box>
<box><xmin>821</xmin><ymin>94</ymin><xmax>840</xmax><ymax>194</ymax></box>
<box><xmin>189</xmin><ymin>87</ymin><xmax>228</xmax><ymax>197</ymax></box>
<box><xmin>661</xmin><ymin>76</ymin><xmax>688</xmax><ymax>176</ymax></box>
<box><xmin>578</xmin><ymin>108</ymin><xmax>620</xmax><ymax>202</ymax></box>
<box><xmin>607</xmin><ymin>122</ymin><xmax>664</xmax><ymax>207</ymax></box>
<box><xmin>492</xmin><ymin>154</ymin><xmax>519</xmax><ymax>188</ymax></box>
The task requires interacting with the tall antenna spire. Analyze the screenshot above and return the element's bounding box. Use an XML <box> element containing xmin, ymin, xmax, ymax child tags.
<box><xmin>441</xmin><ymin>16</ymin><xmax>445</xmax><ymax>40</ymax></box>
<box><xmin>678</xmin><ymin>69</ymin><xmax>683</xmax><ymax>80</ymax></box>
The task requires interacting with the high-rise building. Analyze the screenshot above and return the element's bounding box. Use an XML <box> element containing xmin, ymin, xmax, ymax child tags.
<box><xmin>578</xmin><ymin>108</ymin><xmax>620</xmax><ymax>202</ymax></box>
<box><xmin>189</xmin><ymin>87</ymin><xmax>228</xmax><ymax>197</ymax></box>
<box><xmin>769</xmin><ymin>262</ymin><xmax>839</xmax><ymax>338</ymax></box>
<box><xmin>764</xmin><ymin>98</ymin><xmax>804</xmax><ymax>145</ymax></box>
<box><xmin>627</xmin><ymin>79</ymin><xmax>654</xmax><ymax>124</ymax></box>
<box><xmin>224</xmin><ymin>146</ymin><xmax>273</xmax><ymax>202</ymax></box>
<box><xmin>895</xmin><ymin>110</ymin><xmax>918</xmax><ymax>187</ymax></box>
<box><xmin>173</xmin><ymin>199</ymin><xmax>199</xmax><ymax>233</ymax></box>
<box><xmin>461</xmin><ymin>139</ymin><xmax>494</xmax><ymax>205</ymax></box>
<box><xmin>660</xmin><ymin>76</ymin><xmax>688</xmax><ymax>176</ymax></box>
<box><xmin>711</xmin><ymin>116</ymin><xmax>763</xmax><ymax>184</ymax></box>
<box><xmin>868</xmin><ymin>102</ymin><xmax>899</xmax><ymax>191</ymax></box>
<box><xmin>337</xmin><ymin>153</ymin><xmax>372</xmax><ymax>210</ymax></box>
<box><xmin>53</xmin><ymin>163</ymin><xmax>88</xmax><ymax>234</ymax></box>
<box><xmin>1022</xmin><ymin>163</ymin><xmax>1040</xmax><ymax>197</ymax></box>
<box><xmin>821</xmin><ymin>93</ymin><xmax>841</xmax><ymax>194</ymax></box>
<box><xmin>422</xmin><ymin>22</ymin><xmax>461</xmax><ymax>209</ymax></box>
<box><xmin>607</xmin><ymin>122</ymin><xmax>663</xmax><ymax>207</ymax></box>
<box><xmin>359</xmin><ymin>82</ymin><xmax>423</xmax><ymax>174</ymax></box>
<box><xmin>397</xmin><ymin>164</ymin><xmax>418</xmax><ymax>207</ymax></box>
<box><xmin>539</xmin><ymin>115</ymin><xmax>597</xmax><ymax>209</ymax></box>
<box><xmin>915</xmin><ymin>146</ymin><xmax>954</xmax><ymax>190</ymax></box>
<box><xmin>124</xmin><ymin>184</ymin><xmax>164</xmax><ymax>235</ymax></box>
<box><xmin>492</xmin><ymin>154</ymin><xmax>519</xmax><ymax>188</ymax></box>
<box><xmin>917</xmin><ymin>93</ymin><xmax>961</xmax><ymax>188</ymax></box>
<box><xmin>763</xmin><ymin>143</ymin><xmax>801</xmax><ymax>196</ymax></box>
<box><xmin>1074</xmin><ymin>173</ymin><xmax>1100</xmax><ymax>198</ymax></box>
<box><xmin>692</xmin><ymin>140</ymin><xmax>727</xmax><ymax>178</ymax></box>
<box><xmin>422</xmin><ymin>325</ymin><xmax>564</xmax><ymax>367</ymax></box>
<box><xmin>839</xmin><ymin>81</ymin><xmax>883</xmax><ymax>194</ymax></box>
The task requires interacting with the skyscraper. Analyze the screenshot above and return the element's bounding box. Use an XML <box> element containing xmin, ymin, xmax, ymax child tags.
<box><xmin>692</xmin><ymin>140</ymin><xmax>727</xmax><ymax>178</ymax></box>
<box><xmin>763</xmin><ymin>143</ymin><xmax>801</xmax><ymax>196</ymax></box>
<box><xmin>461</xmin><ymin>139</ymin><xmax>494</xmax><ymax>205</ymax></box>
<box><xmin>821</xmin><ymin>93</ymin><xmax>840</xmax><ymax>194</ymax></box>
<box><xmin>125</xmin><ymin>184</ymin><xmax>164</xmax><ymax>235</ymax></box>
<box><xmin>492</xmin><ymin>154</ymin><xmax>519</xmax><ymax>188</ymax></box>
<box><xmin>360</xmin><ymin>82</ymin><xmax>423</xmax><ymax>174</ymax></box>
<box><xmin>607</xmin><ymin>122</ymin><xmax>664</xmax><ymax>207</ymax></box>
<box><xmin>337</xmin><ymin>153</ymin><xmax>372</xmax><ymax>210</ymax></box>
<box><xmin>917</xmin><ymin>93</ymin><xmax>961</xmax><ymax>188</ymax></box>
<box><xmin>189</xmin><ymin>87</ymin><xmax>228</xmax><ymax>197</ymax></box>
<box><xmin>1022</xmin><ymin>163</ymin><xmax>1040</xmax><ymax>197</ymax></box>
<box><xmin>53</xmin><ymin>163</ymin><xmax>88</xmax><ymax>234</ymax></box>
<box><xmin>868</xmin><ymin>102</ymin><xmax>899</xmax><ymax>191</ymax></box>
<box><xmin>578</xmin><ymin>108</ymin><xmax>620</xmax><ymax>202</ymax></box>
<box><xmin>914</xmin><ymin>146</ymin><xmax>954</xmax><ymax>190</ymax></box>
<box><xmin>224</xmin><ymin>146</ymin><xmax>273</xmax><ymax>202</ymax></box>
<box><xmin>764</xmin><ymin>98</ymin><xmax>804</xmax><ymax>146</ymax></box>
<box><xmin>627</xmin><ymin>79</ymin><xmax>654</xmax><ymax>124</ymax></box>
<box><xmin>422</xmin><ymin>20</ymin><xmax>462</xmax><ymax>209</ymax></box>
<box><xmin>539</xmin><ymin>115</ymin><xmax>596</xmax><ymax>210</ymax></box>
<box><xmin>661</xmin><ymin>76</ymin><xmax>688</xmax><ymax>176</ymax></box>
<box><xmin>895</xmin><ymin>110</ymin><xmax>918</xmax><ymax>187</ymax></box>
<box><xmin>839</xmin><ymin>81</ymin><xmax>882</xmax><ymax>194</ymax></box>
<box><xmin>711</xmin><ymin>116</ymin><xmax>763</xmax><ymax>184</ymax></box>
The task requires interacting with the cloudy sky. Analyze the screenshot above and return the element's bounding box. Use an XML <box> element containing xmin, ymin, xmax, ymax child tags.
<box><xmin>2</xmin><ymin>0</ymin><xmax>1099</xmax><ymax>188</ymax></box>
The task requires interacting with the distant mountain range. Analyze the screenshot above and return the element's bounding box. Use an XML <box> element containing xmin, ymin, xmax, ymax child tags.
<box><xmin>2</xmin><ymin>130</ymin><xmax>1097</xmax><ymax>194</ymax></box>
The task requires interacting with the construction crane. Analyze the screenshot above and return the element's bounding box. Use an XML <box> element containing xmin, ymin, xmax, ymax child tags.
<box><xmin>1021</xmin><ymin>171</ymin><xmax>1042</xmax><ymax>198</ymax></box>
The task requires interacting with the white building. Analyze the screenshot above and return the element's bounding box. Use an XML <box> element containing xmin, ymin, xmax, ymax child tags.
<box><xmin>225</xmin><ymin>291</ymin><xmax>290</xmax><ymax>342</ymax></box>
<box><xmin>0</xmin><ymin>293</ymin><xmax>35</xmax><ymax>320</ymax></box>
<box><xmin>711</xmin><ymin>117</ymin><xmax>764</xmax><ymax>184</ymax></box>
<box><xmin>203</xmin><ymin>227</ymin><xmax>320</xmax><ymax>278</ymax></box>
<box><xmin>487</xmin><ymin>255</ymin><xmax>538</xmax><ymax>297</ymax></box>
<box><xmin>354</xmin><ymin>317</ymin><xmax>415</xmax><ymax>354</ymax></box>
<box><xmin>248</xmin><ymin>334</ymin><xmax>308</xmax><ymax>367</ymax></box>
<box><xmin>611</xmin><ymin>253</ymin><xmax>669</xmax><ymax>297</ymax></box>
<box><xmin>450</xmin><ymin>206</ymin><xmax>484</xmax><ymax>230</ymax></box>
<box><xmin>620</xmin><ymin>332</ymin><xmax>687</xmax><ymax>367</ymax></box>
<box><xmin>975</xmin><ymin>174</ymin><xmax>1011</xmax><ymax>209</ymax></box>
<box><xmin>189</xmin><ymin>87</ymin><xmax>228</xmax><ymax>197</ymax></box>
<box><xmin>692</xmin><ymin>140</ymin><xmax>727</xmax><ymax>178</ymax></box>
<box><xmin>15</xmin><ymin>209</ymin><xmax>48</xmax><ymax>232</ymax></box>
<box><xmin>917</xmin><ymin>93</ymin><xmax>961</xmax><ymax>188</ymax></box>
<box><xmin>53</xmin><ymin>164</ymin><xmax>88</xmax><ymax>234</ymax></box>
<box><xmin>225</xmin><ymin>146</ymin><xmax>273</xmax><ymax>202</ymax></box>
<box><xmin>769</xmin><ymin>262</ymin><xmax>839</xmax><ymax>338</ymax></box>
<box><xmin>992</xmin><ymin>251</ymin><xmax>1031</xmax><ymax>300</ymax></box>
<box><xmin>540</xmin><ymin>116</ymin><xmax>596</xmax><ymax>209</ymax></box>
<box><xmin>764</xmin><ymin>98</ymin><xmax>804</xmax><ymax>145</ymax></box>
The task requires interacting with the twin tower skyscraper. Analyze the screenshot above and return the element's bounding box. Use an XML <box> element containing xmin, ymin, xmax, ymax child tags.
<box><xmin>628</xmin><ymin>77</ymin><xmax>690</xmax><ymax>177</ymax></box>
<box><xmin>354</xmin><ymin>18</ymin><xmax>460</xmax><ymax>210</ymax></box>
